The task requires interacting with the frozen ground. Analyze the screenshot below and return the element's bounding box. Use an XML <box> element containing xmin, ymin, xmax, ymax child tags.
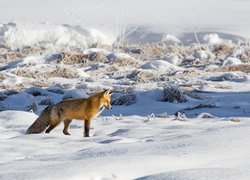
<box><xmin>1</xmin><ymin>0</ymin><xmax>250</xmax><ymax>179</ymax></box>
<box><xmin>1</xmin><ymin>111</ymin><xmax>250</xmax><ymax>180</ymax></box>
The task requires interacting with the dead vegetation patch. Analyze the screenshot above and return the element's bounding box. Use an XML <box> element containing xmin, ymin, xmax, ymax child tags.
<box><xmin>0</xmin><ymin>72</ymin><xmax>7</xmax><ymax>80</ymax></box>
<box><xmin>11</xmin><ymin>68</ymin><xmax>37</xmax><ymax>78</ymax></box>
<box><xmin>3</xmin><ymin>52</ymin><xmax>24</xmax><ymax>60</ymax></box>
<box><xmin>109</xmin><ymin>57</ymin><xmax>142</xmax><ymax>67</ymax></box>
<box><xmin>56</xmin><ymin>52</ymin><xmax>109</xmax><ymax>65</ymax></box>
<box><xmin>128</xmin><ymin>70</ymin><xmax>168</xmax><ymax>83</ymax></box>
<box><xmin>111</xmin><ymin>93</ymin><xmax>136</xmax><ymax>106</ymax></box>
<box><xmin>162</xmin><ymin>85</ymin><xmax>202</xmax><ymax>103</ymax></box>
<box><xmin>38</xmin><ymin>97</ymin><xmax>54</xmax><ymax>105</ymax></box>
<box><xmin>212</xmin><ymin>44</ymin><xmax>235</xmax><ymax>59</ymax></box>
<box><xmin>11</xmin><ymin>66</ymin><xmax>84</xmax><ymax>79</ymax></box>
<box><xmin>162</xmin><ymin>85</ymin><xmax>187</xmax><ymax>103</ymax></box>
<box><xmin>208</xmin><ymin>64</ymin><xmax>250</xmax><ymax>72</ymax></box>
<box><xmin>46</xmin><ymin>67</ymin><xmax>80</xmax><ymax>78</ymax></box>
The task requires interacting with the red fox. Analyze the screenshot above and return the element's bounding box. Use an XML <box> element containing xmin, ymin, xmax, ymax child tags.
<box><xmin>26</xmin><ymin>90</ymin><xmax>113</xmax><ymax>137</ymax></box>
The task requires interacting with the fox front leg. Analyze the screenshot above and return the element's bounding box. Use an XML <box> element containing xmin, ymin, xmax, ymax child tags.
<box><xmin>84</xmin><ymin>120</ymin><xmax>91</xmax><ymax>137</ymax></box>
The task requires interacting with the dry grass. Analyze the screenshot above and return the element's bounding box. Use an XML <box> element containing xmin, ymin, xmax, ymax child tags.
<box><xmin>128</xmin><ymin>70</ymin><xmax>168</xmax><ymax>83</ymax></box>
<box><xmin>11</xmin><ymin>66</ymin><xmax>83</xmax><ymax>79</ymax></box>
<box><xmin>209</xmin><ymin>64</ymin><xmax>250</xmax><ymax>72</ymax></box>
<box><xmin>0</xmin><ymin>72</ymin><xmax>7</xmax><ymax>80</ymax></box>
<box><xmin>162</xmin><ymin>86</ymin><xmax>187</xmax><ymax>103</ymax></box>
<box><xmin>58</xmin><ymin>52</ymin><xmax>109</xmax><ymax>65</ymax></box>
<box><xmin>38</xmin><ymin>97</ymin><xmax>54</xmax><ymax>105</ymax></box>
<box><xmin>111</xmin><ymin>94</ymin><xmax>136</xmax><ymax>106</ymax></box>
<box><xmin>4</xmin><ymin>52</ymin><xmax>24</xmax><ymax>60</ymax></box>
<box><xmin>11</xmin><ymin>68</ymin><xmax>37</xmax><ymax>78</ymax></box>
<box><xmin>109</xmin><ymin>57</ymin><xmax>142</xmax><ymax>67</ymax></box>
<box><xmin>212</xmin><ymin>44</ymin><xmax>235</xmax><ymax>59</ymax></box>
<box><xmin>59</xmin><ymin>52</ymin><xmax>88</xmax><ymax>64</ymax></box>
<box><xmin>46</xmin><ymin>67</ymin><xmax>80</xmax><ymax>78</ymax></box>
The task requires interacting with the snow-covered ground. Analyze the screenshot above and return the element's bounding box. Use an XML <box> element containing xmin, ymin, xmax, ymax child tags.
<box><xmin>1</xmin><ymin>0</ymin><xmax>250</xmax><ymax>179</ymax></box>
<box><xmin>1</xmin><ymin>111</ymin><xmax>250</xmax><ymax>180</ymax></box>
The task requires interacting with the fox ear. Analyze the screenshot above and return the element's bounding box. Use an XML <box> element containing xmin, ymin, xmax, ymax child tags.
<box><xmin>109</xmin><ymin>91</ymin><xmax>114</xmax><ymax>96</ymax></box>
<box><xmin>103</xmin><ymin>89</ymin><xmax>110</xmax><ymax>96</ymax></box>
<box><xmin>103</xmin><ymin>89</ymin><xmax>113</xmax><ymax>97</ymax></box>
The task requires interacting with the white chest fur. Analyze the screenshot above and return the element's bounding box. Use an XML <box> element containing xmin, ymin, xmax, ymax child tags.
<box><xmin>95</xmin><ymin>106</ymin><xmax>105</xmax><ymax>118</ymax></box>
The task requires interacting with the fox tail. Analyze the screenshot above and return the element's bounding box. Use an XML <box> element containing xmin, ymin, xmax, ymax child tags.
<box><xmin>26</xmin><ymin>106</ymin><xmax>52</xmax><ymax>134</ymax></box>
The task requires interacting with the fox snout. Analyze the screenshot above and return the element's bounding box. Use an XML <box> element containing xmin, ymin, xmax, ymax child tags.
<box><xmin>106</xmin><ymin>105</ymin><xmax>112</xmax><ymax>109</ymax></box>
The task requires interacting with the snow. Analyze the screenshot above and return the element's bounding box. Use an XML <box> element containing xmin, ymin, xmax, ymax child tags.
<box><xmin>1</xmin><ymin>111</ymin><xmax>250</xmax><ymax>179</ymax></box>
<box><xmin>203</xmin><ymin>33</ymin><xmax>223</xmax><ymax>44</ymax></box>
<box><xmin>0</xmin><ymin>22</ymin><xmax>116</xmax><ymax>50</ymax></box>
<box><xmin>1</xmin><ymin>0</ymin><xmax>250</xmax><ymax>179</ymax></box>
<box><xmin>164</xmin><ymin>54</ymin><xmax>180</xmax><ymax>65</ymax></box>
<box><xmin>223</xmin><ymin>57</ymin><xmax>243</xmax><ymax>66</ymax></box>
<box><xmin>140</xmin><ymin>60</ymin><xmax>181</xmax><ymax>73</ymax></box>
<box><xmin>162</xmin><ymin>34</ymin><xmax>181</xmax><ymax>44</ymax></box>
<box><xmin>0</xmin><ymin>0</ymin><xmax>250</xmax><ymax>39</ymax></box>
<box><xmin>0</xmin><ymin>0</ymin><xmax>250</xmax><ymax>49</ymax></box>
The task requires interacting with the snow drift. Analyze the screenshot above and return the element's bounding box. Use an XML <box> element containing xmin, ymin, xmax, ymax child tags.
<box><xmin>0</xmin><ymin>22</ymin><xmax>116</xmax><ymax>50</ymax></box>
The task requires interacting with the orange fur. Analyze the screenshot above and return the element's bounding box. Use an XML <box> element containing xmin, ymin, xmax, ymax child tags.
<box><xmin>26</xmin><ymin>90</ymin><xmax>113</xmax><ymax>137</ymax></box>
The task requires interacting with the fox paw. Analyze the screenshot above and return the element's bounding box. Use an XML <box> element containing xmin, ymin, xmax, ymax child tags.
<box><xmin>63</xmin><ymin>131</ymin><xmax>71</xmax><ymax>135</ymax></box>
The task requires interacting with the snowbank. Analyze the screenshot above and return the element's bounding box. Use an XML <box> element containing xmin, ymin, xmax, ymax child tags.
<box><xmin>223</xmin><ymin>57</ymin><xmax>242</xmax><ymax>66</ymax></box>
<box><xmin>203</xmin><ymin>33</ymin><xmax>223</xmax><ymax>44</ymax></box>
<box><xmin>0</xmin><ymin>22</ymin><xmax>116</xmax><ymax>50</ymax></box>
<box><xmin>140</xmin><ymin>60</ymin><xmax>181</xmax><ymax>73</ymax></box>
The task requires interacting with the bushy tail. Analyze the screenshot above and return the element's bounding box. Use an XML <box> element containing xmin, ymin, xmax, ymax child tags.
<box><xmin>26</xmin><ymin>106</ymin><xmax>53</xmax><ymax>134</ymax></box>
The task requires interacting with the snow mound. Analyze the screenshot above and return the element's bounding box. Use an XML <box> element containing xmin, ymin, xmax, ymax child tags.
<box><xmin>203</xmin><ymin>33</ymin><xmax>223</xmax><ymax>44</ymax></box>
<box><xmin>163</xmin><ymin>54</ymin><xmax>180</xmax><ymax>65</ymax></box>
<box><xmin>162</xmin><ymin>34</ymin><xmax>181</xmax><ymax>44</ymax></box>
<box><xmin>62</xmin><ymin>90</ymin><xmax>88</xmax><ymax>100</ymax></box>
<box><xmin>0</xmin><ymin>22</ymin><xmax>116</xmax><ymax>50</ymax></box>
<box><xmin>193</xmin><ymin>50</ymin><xmax>215</xmax><ymax>59</ymax></box>
<box><xmin>140</xmin><ymin>60</ymin><xmax>181</xmax><ymax>72</ymax></box>
<box><xmin>207</xmin><ymin>72</ymin><xmax>246</xmax><ymax>82</ymax></box>
<box><xmin>223</xmin><ymin>57</ymin><xmax>242</xmax><ymax>66</ymax></box>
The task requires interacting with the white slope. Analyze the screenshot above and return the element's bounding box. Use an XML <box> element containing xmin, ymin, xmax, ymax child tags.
<box><xmin>0</xmin><ymin>0</ymin><xmax>250</xmax><ymax>34</ymax></box>
<box><xmin>0</xmin><ymin>110</ymin><xmax>250</xmax><ymax>180</ymax></box>
<box><xmin>0</xmin><ymin>0</ymin><xmax>250</xmax><ymax>50</ymax></box>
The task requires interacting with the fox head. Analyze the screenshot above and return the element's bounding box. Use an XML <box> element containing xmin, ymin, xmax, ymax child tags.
<box><xmin>100</xmin><ymin>90</ymin><xmax>113</xmax><ymax>109</ymax></box>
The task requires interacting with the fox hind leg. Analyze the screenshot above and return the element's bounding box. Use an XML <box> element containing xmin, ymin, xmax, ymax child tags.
<box><xmin>45</xmin><ymin>116</ymin><xmax>62</xmax><ymax>134</ymax></box>
<box><xmin>45</xmin><ymin>123</ymin><xmax>58</xmax><ymax>133</ymax></box>
<box><xmin>63</xmin><ymin>119</ymin><xmax>72</xmax><ymax>135</ymax></box>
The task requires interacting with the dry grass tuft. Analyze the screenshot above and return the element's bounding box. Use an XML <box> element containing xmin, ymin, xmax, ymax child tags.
<box><xmin>212</xmin><ymin>44</ymin><xmax>235</xmax><ymax>59</ymax></box>
<box><xmin>11</xmin><ymin>68</ymin><xmax>37</xmax><ymax>78</ymax></box>
<box><xmin>162</xmin><ymin>86</ymin><xmax>187</xmax><ymax>103</ymax></box>
<box><xmin>111</xmin><ymin>94</ymin><xmax>136</xmax><ymax>106</ymax></box>
<box><xmin>38</xmin><ymin>97</ymin><xmax>54</xmax><ymax>105</ymax></box>
<box><xmin>4</xmin><ymin>52</ymin><xmax>24</xmax><ymax>60</ymax></box>
<box><xmin>60</xmin><ymin>52</ymin><xmax>88</xmax><ymax>64</ymax></box>
<box><xmin>0</xmin><ymin>72</ymin><xmax>7</xmax><ymax>80</ymax></box>
<box><xmin>47</xmin><ymin>67</ymin><xmax>80</xmax><ymax>78</ymax></box>
<box><xmin>110</xmin><ymin>57</ymin><xmax>142</xmax><ymax>67</ymax></box>
<box><xmin>128</xmin><ymin>70</ymin><xmax>168</xmax><ymax>83</ymax></box>
<box><xmin>58</xmin><ymin>52</ymin><xmax>109</xmax><ymax>65</ymax></box>
<box><xmin>209</xmin><ymin>64</ymin><xmax>250</xmax><ymax>72</ymax></box>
